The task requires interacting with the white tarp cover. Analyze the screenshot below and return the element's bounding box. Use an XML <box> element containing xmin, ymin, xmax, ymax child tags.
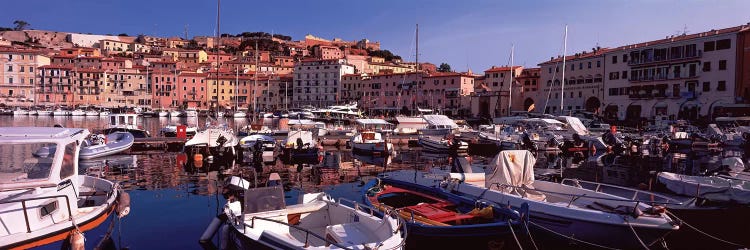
<box><xmin>422</xmin><ymin>115</ymin><xmax>458</xmax><ymax>128</ymax></box>
<box><xmin>485</xmin><ymin>150</ymin><xmax>545</xmax><ymax>200</ymax></box>
<box><xmin>355</xmin><ymin>119</ymin><xmax>392</xmax><ymax>126</ymax></box>
<box><xmin>558</xmin><ymin>116</ymin><xmax>589</xmax><ymax>136</ymax></box>
<box><xmin>285</xmin><ymin>130</ymin><xmax>315</xmax><ymax>148</ymax></box>
<box><xmin>657</xmin><ymin>172</ymin><xmax>750</xmax><ymax>204</ymax></box>
<box><xmin>395</xmin><ymin>117</ymin><xmax>427</xmax><ymax>130</ymax></box>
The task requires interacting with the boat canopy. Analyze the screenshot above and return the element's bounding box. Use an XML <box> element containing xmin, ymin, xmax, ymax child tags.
<box><xmin>557</xmin><ymin>116</ymin><xmax>590</xmax><ymax>135</ymax></box>
<box><xmin>422</xmin><ymin>115</ymin><xmax>458</xmax><ymax>129</ymax></box>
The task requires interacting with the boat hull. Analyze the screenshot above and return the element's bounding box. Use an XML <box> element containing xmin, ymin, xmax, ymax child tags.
<box><xmin>79</xmin><ymin>132</ymin><xmax>135</xmax><ymax>159</ymax></box>
<box><xmin>362</xmin><ymin>178</ymin><xmax>520</xmax><ymax>238</ymax></box>
<box><xmin>351</xmin><ymin>142</ymin><xmax>392</xmax><ymax>155</ymax></box>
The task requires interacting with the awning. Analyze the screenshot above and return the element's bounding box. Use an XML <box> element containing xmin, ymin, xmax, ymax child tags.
<box><xmin>654</xmin><ymin>102</ymin><xmax>668</xmax><ymax>108</ymax></box>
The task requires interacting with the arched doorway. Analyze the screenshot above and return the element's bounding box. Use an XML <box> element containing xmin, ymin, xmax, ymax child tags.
<box><xmin>604</xmin><ymin>105</ymin><xmax>618</xmax><ymax>121</ymax></box>
<box><xmin>585</xmin><ymin>97</ymin><xmax>601</xmax><ymax>113</ymax></box>
<box><xmin>679</xmin><ymin>101</ymin><xmax>699</xmax><ymax>121</ymax></box>
<box><xmin>626</xmin><ymin>104</ymin><xmax>642</xmax><ymax>125</ymax></box>
<box><xmin>523</xmin><ymin>98</ymin><xmax>535</xmax><ymax>112</ymax></box>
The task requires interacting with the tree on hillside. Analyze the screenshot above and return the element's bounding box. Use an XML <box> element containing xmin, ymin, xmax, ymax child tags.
<box><xmin>367</xmin><ymin>49</ymin><xmax>401</xmax><ymax>61</ymax></box>
<box><xmin>117</xmin><ymin>33</ymin><xmax>128</xmax><ymax>36</ymax></box>
<box><xmin>437</xmin><ymin>63</ymin><xmax>452</xmax><ymax>72</ymax></box>
<box><xmin>13</xmin><ymin>20</ymin><xmax>29</xmax><ymax>31</ymax></box>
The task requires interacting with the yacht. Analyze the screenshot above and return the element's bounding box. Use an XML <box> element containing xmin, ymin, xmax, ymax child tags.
<box><xmin>36</xmin><ymin>108</ymin><xmax>53</xmax><ymax>116</ymax></box>
<box><xmin>85</xmin><ymin>109</ymin><xmax>99</xmax><ymax>116</ymax></box>
<box><xmin>98</xmin><ymin>109</ymin><xmax>110</xmax><ymax>117</ymax></box>
<box><xmin>157</xmin><ymin>109</ymin><xmax>170</xmax><ymax>117</ymax></box>
<box><xmin>71</xmin><ymin>109</ymin><xmax>86</xmax><ymax>116</ymax></box>
<box><xmin>12</xmin><ymin>107</ymin><xmax>28</xmax><ymax>116</ymax></box>
<box><xmin>185</xmin><ymin>108</ymin><xmax>198</xmax><ymax>117</ymax></box>
<box><xmin>52</xmin><ymin>108</ymin><xmax>70</xmax><ymax>116</ymax></box>
<box><xmin>169</xmin><ymin>110</ymin><xmax>184</xmax><ymax>118</ymax></box>
<box><xmin>0</xmin><ymin>127</ymin><xmax>130</xmax><ymax>249</ymax></box>
<box><xmin>101</xmin><ymin>113</ymin><xmax>151</xmax><ymax>138</ymax></box>
<box><xmin>350</xmin><ymin>119</ymin><xmax>394</xmax><ymax>155</ymax></box>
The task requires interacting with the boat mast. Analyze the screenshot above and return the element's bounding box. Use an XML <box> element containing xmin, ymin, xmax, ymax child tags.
<box><xmin>214</xmin><ymin>0</ymin><xmax>221</xmax><ymax>118</ymax></box>
<box><xmin>414</xmin><ymin>23</ymin><xmax>419</xmax><ymax>117</ymax></box>
<box><xmin>235</xmin><ymin>65</ymin><xmax>238</xmax><ymax>112</ymax></box>
<box><xmin>560</xmin><ymin>25</ymin><xmax>568</xmax><ymax>115</ymax></box>
<box><xmin>508</xmin><ymin>44</ymin><xmax>514</xmax><ymax>116</ymax></box>
<box><xmin>253</xmin><ymin>41</ymin><xmax>258</xmax><ymax>117</ymax></box>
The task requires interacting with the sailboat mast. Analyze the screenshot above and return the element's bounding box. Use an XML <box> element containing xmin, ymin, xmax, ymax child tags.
<box><xmin>508</xmin><ymin>44</ymin><xmax>514</xmax><ymax>116</ymax></box>
<box><xmin>253</xmin><ymin>41</ymin><xmax>258</xmax><ymax>116</ymax></box>
<box><xmin>414</xmin><ymin>23</ymin><xmax>419</xmax><ymax>116</ymax></box>
<box><xmin>560</xmin><ymin>25</ymin><xmax>568</xmax><ymax>115</ymax></box>
<box><xmin>235</xmin><ymin>65</ymin><xmax>238</xmax><ymax>111</ymax></box>
<box><xmin>214</xmin><ymin>0</ymin><xmax>221</xmax><ymax>117</ymax></box>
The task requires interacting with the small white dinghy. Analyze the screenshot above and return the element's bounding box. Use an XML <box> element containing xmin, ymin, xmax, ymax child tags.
<box><xmin>658</xmin><ymin>172</ymin><xmax>750</xmax><ymax>204</ymax></box>
<box><xmin>34</xmin><ymin>132</ymin><xmax>135</xmax><ymax>160</ymax></box>
<box><xmin>203</xmin><ymin>175</ymin><xmax>405</xmax><ymax>249</ymax></box>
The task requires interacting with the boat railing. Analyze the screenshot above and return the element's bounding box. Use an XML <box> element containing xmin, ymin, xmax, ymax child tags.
<box><xmin>559</xmin><ymin>178</ymin><xmax>684</xmax><ymax>206</ymax></box>
<box><xmin>337</xmin><ymin>197</ymin><xmax>408</xmax><ymax>249</ymax></box>
<box><xmin>245</xmin><ymin>216</ymin><xmax>354</xmax><ymax>249</ymax></box>
<box><xmin>0</xmin><ymin>194</ymin><xmax>74</xmax><ymax>233</ymax></box>
<box><xmin>490</xmin><ymin>182</ymin><xmax>684</xmax><ymax>207</ymax></box>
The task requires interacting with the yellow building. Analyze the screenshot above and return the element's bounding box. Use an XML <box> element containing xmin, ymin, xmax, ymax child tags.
<box><xmin>100</xmin><ymin>39</ymin><xmax>131</xmax><ymax>55</ymax></box>
<box><xmin>0</xmin><ymin>48</ymin><xmax>50</xmax><ymax>107</ymax></box>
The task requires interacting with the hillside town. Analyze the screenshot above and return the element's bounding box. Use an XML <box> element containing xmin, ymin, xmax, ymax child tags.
<box><xmin>1</xmin><ymin>23</ymin><xmax>750</xmax><ymax>126</ymax></box>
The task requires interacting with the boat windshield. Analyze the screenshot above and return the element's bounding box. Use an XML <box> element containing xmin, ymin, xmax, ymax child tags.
<box><xmin>0</xmin><ymin>143</ymin><xmax>60</xmax><ymax>185</ymax></box>
<box><xmin>243</xmin><ymin>186</ymin><xmax>286</xmax><ymax>214</ymax></box>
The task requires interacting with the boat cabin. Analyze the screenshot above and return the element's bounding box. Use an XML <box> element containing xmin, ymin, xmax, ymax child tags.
<box><xmin>109</xmin><ymin>114</ymin><xmax>140</xmax><ymax>130</ymax></box>
<box><xmin>355</xmin><ymin>119</ymin><xmax>393</xmax><ymax>134</ymax></box>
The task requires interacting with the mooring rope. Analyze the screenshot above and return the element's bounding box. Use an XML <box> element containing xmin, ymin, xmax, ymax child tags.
<box><xmin>528</xmin><ymin>221</ymin><xmax>620</xmax><ymax>250</ymax></box>
<box><xmin>524</xmin><ymin>221</ymin><xmax>539</xmax><ymax>250</ymax></box>
<box><xmin>665</xmin><ymin>210</ymin><xmax>745</xmax><ymax>247</ymax></box>
<box><xmin>623</xmin><ymin>218</ymin><xmax>650</xmax><ymax>250</ymax></box>
<box><xmin>507</xmin><ymin>220</ymin><xmax>523</xmax><ymax>250</ymax></box>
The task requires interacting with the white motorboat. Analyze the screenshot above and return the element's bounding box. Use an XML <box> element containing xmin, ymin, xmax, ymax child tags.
<box><xmin>27</xmin><ymin>109</ymin><xmax>38</xmax><ymax>115</ymax></box>
<box><xmin>160</xmin><ymin>124</ymin><xmax>198</xmax><ymax>137</ymax></box>
<box><xmin>658</xmin><ymin>172</ymin><xmax>750</xmax><ymax>204</ymax></box>
<box><xmin>71</xmin><ymin>109</ymin><xmax>86</xmax><ymax>116</ymax></box>
<box><xmin>418</xmin><ymin>134</ymin><xmax>468</xmax><ymax>153</ymax></box>
<box><xmin>36</xmin><ymin>109</ymin><xmax>53</xmax><ymax>116</ymax></box>
<box><xmin>85</xmin><ymin>110</ymin><xmax>99</xmax><ymax>116</ymax></box>
<box><xmin>205</xmin><ymin>176</ymin><xmax>404</xmax><ymax>249</ymax></box>
<box><xmin>34</xmin><ymin>132</ymin><xmax>135</xmax><ymax>160</ymax></box>
<box><xmin>0</xmin><ymin>127</ymin><xmax>130</xmax><ymax>249</ymax></box>
<box><xmin>102</xmin><ymin>114</ymin><xmax>150</xmax><ymax>138</ymax></box>
<box><xmin>233</xmin><ymin>111</ymin><xmax>247</xmax><ymax>118</ymax></box>
<box><xmin>184</xmin><ymin>126</ymin><xmax>238</xmax><ymax>152</ymax></box>
<box><xmin>185</xmin><ymin>108</ymin><xmax>198</xmax><ymax>117</ymax></box>
<box><xmin>98</xmin><ymin>109</ymin><xmax>110</xmax><ymax>117</ymax></box>
<box><xmin>288</xmin><ymin>119</ymin><xmax>327</xmax><ymax>137</ymax></box>
<box><xmin>52</xmin><ymin>108</ymin><xmax>70</xmax><ymax>116</ymax></box>
<box><xmin>240</xmin><ymin>134</ymin><xmax>276</xmax><ymax>164</ymax></box>
<box><xmin>351</xmin><ymin>131</ymin><xmax>392</xmax><ymax>154</ymax></box>
<box><xmin>217</xmin><ymin>111</ymin><xmax>226</xmax><ymax>118</ymax></box>
<box><xmin>169</xmin><ymin>110</ymin><xmax>184</xmax><ymax>117</ymax></box>
<box><xmin>407</xmin><ymin>150</ymin><xmax>679</xmax><ymax>249</ymax></box>
<box><xmin>280</xmin><ymin>130</ymin><xmax>319</xmax><ymax>162</ymax></box>
<box><xmin>12</xmin><ymin>108</ymin><xmax>28</xmax><ymax>116</ymax></box>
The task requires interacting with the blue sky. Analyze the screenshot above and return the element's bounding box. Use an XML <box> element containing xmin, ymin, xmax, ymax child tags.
<box><xmin>2</xmin><ymin>0</ymin><xmax>749</xmax><ymax>72</ymax></box>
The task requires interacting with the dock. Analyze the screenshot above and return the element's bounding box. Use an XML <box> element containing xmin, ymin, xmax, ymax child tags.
<box><xmin>132</xmin><ymin>137</ymin><xmax>188</xmax><ymax>151</ymax></box>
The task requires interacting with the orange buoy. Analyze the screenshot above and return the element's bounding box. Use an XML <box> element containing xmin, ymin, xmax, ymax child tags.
<box><xmin>194</xmin><ymin>153</ymin><xmax>204</xmax><ymax>168</ymax></box>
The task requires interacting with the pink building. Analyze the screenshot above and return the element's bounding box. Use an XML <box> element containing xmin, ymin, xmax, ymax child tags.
<box><xmin>177</xmin><ymin>72</ymin><xmax>209</xmax><ymax>109</ymax></box>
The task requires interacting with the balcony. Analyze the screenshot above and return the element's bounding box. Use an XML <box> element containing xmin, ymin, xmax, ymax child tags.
<box><xmin>628</xmin><ymin>50</ymin><xmax>702</xmax><ymax>66</ymax></box>
<box><xmin>629</xmin><ymin>73</ymin><xmax>698</xmax><ymax>83</ymax></box>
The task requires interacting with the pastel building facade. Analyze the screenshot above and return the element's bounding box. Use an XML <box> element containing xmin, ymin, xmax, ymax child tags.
<box><xmin>0</xmin><ymin>48</ymin><xmax>50</xmax><ymax>106</ymax></box>
<box><xmin>292</xmin><ymin>59</ymin><xmax>355</xmax><ymax>107</ymax></box>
